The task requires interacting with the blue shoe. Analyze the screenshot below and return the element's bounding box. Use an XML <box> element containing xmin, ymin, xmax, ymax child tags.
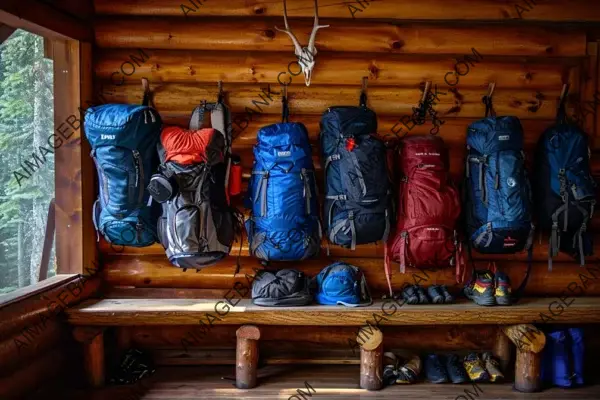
<box><xmin>424</xmin><ymin>354</ymin><xmax>448</xmax><ymax>383</ymax></box>
<box><xmin>568</xmin><ymin>328</ymin><xmax>584</xmax><ymax>386</ymax></box>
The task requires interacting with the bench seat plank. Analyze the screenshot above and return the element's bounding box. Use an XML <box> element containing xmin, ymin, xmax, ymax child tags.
<box><xmin>66</xmin><ymin>298</ymin><xmax>600</xmax><ymax>326</ymax></box>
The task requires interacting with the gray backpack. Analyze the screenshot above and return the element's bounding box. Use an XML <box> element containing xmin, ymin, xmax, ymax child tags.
<box><xmin>149</xmin><ymin>102</ymin><xmax>239</xmax><ymax>269</ymax></box>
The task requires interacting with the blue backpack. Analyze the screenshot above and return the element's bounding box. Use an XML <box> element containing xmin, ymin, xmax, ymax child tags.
<box><xmin>245</xmin><ymin>105</ymin><xmax>321</xmax><ymax>261</ymax></box>
<box><xmin>465</xmin><ymin>97</ymin><xmax>534</xmax><ymax>256</ymax></box>
<box><xmin>320</xmin><ymin>105</ymin><xmax>391</xmax><ymax>250</ymax></box>
<box><xmin>85</xmin><ymin>103</ymin><xmax>162</xmax><ymax>246</ymax></box>
<box><xmin>534</xmin><ymin>90</ymin><xmax>596</xmax><ymax>269</ymax></box>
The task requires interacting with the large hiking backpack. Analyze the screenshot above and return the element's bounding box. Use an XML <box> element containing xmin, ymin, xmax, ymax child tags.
<box><xmin>85</xmin><ymin>103</ymin><xmax>162</xmax><ymax>247</ymax></box>
<box><xmin>245</xmin><ymin>95</ymin><xmax>321</xmax><ymax>262</ymax></box>
<box><xmin>534</xmin><ymin>90</ymin><xmax>596</xmax><ymax>269</ymax></box>
<box><xmin>465</xmin><ymin>106</ymin><xmax>534</xmax><ymax>255</ymax></box>
<box><xmin>149</xmin><ymin>102</ymin><xmax>237</xmax><ymax>269</ymax></box>
<box><xmin>385</xmin><ymin>135</ymin><xmax>464</xmax><ymax>294</ymax></box>
<box><xmin>320</xmin><ymin>106</ymin><xmax>391</xmax><ymax>249</ymax></box>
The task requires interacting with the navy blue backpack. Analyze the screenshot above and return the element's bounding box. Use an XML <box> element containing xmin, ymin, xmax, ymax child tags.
<box><xmin>85</xmin><ymin>103</ymin><xmax>162</xmax><ymax>246</ymax></box>
<box><xmin>534</xmin><ymin>87</ymin><xmax>596</xmax><ymax>269</ymax></box>
<box><xmin>465</xmin><ymin>96</ymin><xmax>534</xmax><ymax>257</ymax></box>
<box><xmin>320</xmin><ymin>102</ymin><xmax>391</xmax><ymax>250</ymax></box>
<box><xmin>245</xmin><ymin>92</ymin><xmax>321</xmax><ymax>261</ymax></box>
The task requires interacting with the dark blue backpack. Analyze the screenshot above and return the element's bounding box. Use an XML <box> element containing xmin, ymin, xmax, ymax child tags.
<box><xmin>534</xmin><ymin>90</ymin><xmax>596</xmax><ymax>269</ymax></box>
<box><xmin>465</xmin><ymin>98</ymin><xmax>534</xmax><ymax>256</ymax></box>
<box><xmin>85</xmin><ymin>103</ymin><xmax>162</xmax><ymax>246</ymax></box>
<box><xmin>320</xmin><ymin>106</ymin><xmax>391</xmax><ymax>249</ymax></box>
<box><xmin>245</xmin><ymin>120</ymin><xmax>321</xmax><ymax>261</ymax></box>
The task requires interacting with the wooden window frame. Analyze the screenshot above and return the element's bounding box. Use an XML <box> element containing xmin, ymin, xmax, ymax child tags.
<box><xmin>0</xmin><ymin>5</ymin><xmax>95</xmax><ymax>303</ymax></box>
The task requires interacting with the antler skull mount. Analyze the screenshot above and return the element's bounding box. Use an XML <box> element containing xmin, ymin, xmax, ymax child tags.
<box><xmin>275</xmin><ymin>0</ymin><xmax>329</xmax><ymax>86</ymax></box>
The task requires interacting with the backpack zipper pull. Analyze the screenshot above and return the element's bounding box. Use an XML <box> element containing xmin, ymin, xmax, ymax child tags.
<box><xmin>136</xmin><ymin>222</ymin><xmax>143</xmax><ymax>243</ymax></box>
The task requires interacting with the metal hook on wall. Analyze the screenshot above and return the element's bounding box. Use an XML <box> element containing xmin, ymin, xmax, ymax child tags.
<box><xmin>483</xmin><ymin>82</ymin><xmax>496</xmax><ymax>117</ymax></box>
<box><xmin>421</xmin><ymin>81</ymin><xmax>432</xmax><ymax>104</ymax></box>
<box><xmin>281</xmin><ymin>83</ymin><xmax>289</xmax><ymax>123</ymax></box>
<box><xmin>141</xmin><ymin>77</ymin><xmax>153</xmax><ymax>107</ymax></box>
<box><xmin>217</xmin><ymin>80</ymin><xmax>224</xmax><ymax>103</ymax></box>
<box><xmin>360</xmin><ymin>76</ymin><xmax>368</xmax><ymax>107</ymax></box>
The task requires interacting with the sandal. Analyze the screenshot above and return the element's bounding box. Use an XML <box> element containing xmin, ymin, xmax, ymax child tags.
<box><xmin>402</xmin><ymin>285</ymin><xmax>419</xmax><ymax>305</ymax></box>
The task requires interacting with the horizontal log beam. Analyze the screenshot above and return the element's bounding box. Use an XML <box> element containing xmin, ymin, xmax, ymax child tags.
<box><xmin>66</xmin><ymin>297</ymin><xmax>600</xmax><ymax>326</ymax></box>
<box><xmin>161</xmin><ymin>114</ymin><xmax>557</xmax><ymax>148</ymax></box>
<box><xmin>93</xmin><ymin>0</ymin><xmax>600</xmax><ymax>22</ymax></box>
<box><xmin>102</xmin><ymin>255</ymin><xmax>600</xmax><ymax>297</ymax></box>
<box><xmin>0</xmin><ymin>0</ymin><xmax>92</xmax><ymax>41</ymax></box>
<box><xmin>0</xmin><ymin>319</ymin><xmax>66</xmax><ymax>376</ymax></box>
<box><xmin>99</xmin><ymin>83</ymin><xmax>561</xmax><ymax>119</ymax></box>
<box><xmin>94</xmin><ymin>18</ymin><xmax>586</xmax><ymax>56</ymax></box>
<box><xmin>99</xmin><ymin>231</ymin><xmax>600</xmax><ymax>263</ymax></box>
<box><xmin>128</xmin><ymin>325</ymin><xmax>497</xmax><ymax>351</ymax></box>
<box><xmin>95</xmin><ymin>49</ymin><xmax>572</xmax><ymax>89</ymax></box>
<box><xmin>0</xmin><ymin>276</ymin><xmax>101</xmax><ymax>341</ymax></box>
<box><xmin>0</xmin><ymin>348</ymin><xmax>65</xmax><ymax>399</ymax></box>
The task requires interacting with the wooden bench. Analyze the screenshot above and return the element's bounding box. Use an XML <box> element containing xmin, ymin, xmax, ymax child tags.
<box><xmin>67</xmin><ymin>297</ymin><xmax>600</xmax><ymax>392</ymax></box>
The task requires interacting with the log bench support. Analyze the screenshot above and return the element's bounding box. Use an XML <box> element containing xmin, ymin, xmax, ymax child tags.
<box><xmin>358</xmin><ymin>327</ymin><xmax>383</xmax><ymax>391</ymax></box>
<box><xmin>502</xmin><ymin>324</ymin><xmax>546</xmax><ymax>393</ymax></box>
<box><xmin>72</xmin><ymin>327</ymin><xmax>106</xmax><ymax>388</ymax></box>
<box><xmin>236</xmin><ymin>325</ymin><xmax>261</xmax><ymax>389</ymax></box>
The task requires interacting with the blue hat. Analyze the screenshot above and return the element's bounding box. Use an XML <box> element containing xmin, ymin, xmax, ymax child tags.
<box><xmin>314</xmin><ymin>262</ymin><xmax>372</xmax><ymax>307</ymax></box>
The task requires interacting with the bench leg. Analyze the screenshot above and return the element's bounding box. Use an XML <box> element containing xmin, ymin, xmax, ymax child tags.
<box><xmin>236</xmin><ymin>325</ymin><xmax>261</xmax><ymax>389</ymax></box>
<box><xmin>514</xmin><ymin>348</ymin><xmax>542</xmax><ymax>393</ymax></box>
<box><xmin>358</xmin><ymin>327</ymin><xmax>383</xmax><ymax>391</ymax></box>
<box><xmin>73</xmin><ymin>327</ymin><xmax>105</xmax><ymax>388</ymax></box>
<box><xmin>493</xmin><ymin>328</ymin><xmax>512</xmax><ymax>373</ymax></box>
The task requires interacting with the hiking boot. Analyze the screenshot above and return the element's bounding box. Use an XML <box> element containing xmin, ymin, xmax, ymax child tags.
<box><xmin>383</xmin><ymin>352</ymin><xmax>399</xmax><ymax>386</ymax></box>
<box><xmin>482</xmin><ymin>352</ymin><xmax>504</xmax><ymax>382</ymax></box>
<box><xmin>463</xmin><ymin>271</ymin><xmax>496</xmax><ymax>306</ymax></box>
<box><xmin>415</xmin><ymin>285</ymin><xmax>430</xmax><ymax>304</ymax></box>
<box><xmin>463</xmin><ymin>353</ymin><xmax>490</xmax><ymax>382</ymax></box>
<box><xmin>427</xmin><ymin>285</ymin><xmax>444</xmax><ymax>304</ymax></box>
<box><xmin>445</xmin><ymin>354</ymin><xmax>469</xmax><ymax>384</ymax></box>
<box><xmin>424</xmin><ymin>354</ymin><xmax>448</xmax><ymax>383</ymax></box>
<box><xmin>396</xmin><ymin>355</ymin><xmax>421</xmax><ymax>384</ymax></box>
<box><xmin>494</xmin><ymin>271</ymin><xmax>512</xmax><ymax>306</ymax></box>
<box><xmin>439</xmin><ymin>285</ymin><xmax>454</xmax><ymax>304</ymax></box>
<box><xmin>402</xmin><ymin>285</ymin><xmax>419</xmax><ymax>305</ymax></box>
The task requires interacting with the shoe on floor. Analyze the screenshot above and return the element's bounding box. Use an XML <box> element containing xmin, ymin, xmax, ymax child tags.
<box><xmin>445</xmin><ymin>354</ymin><xmax>469</xmax><ymax>384</ymax></box>
<box><xmin>464</xmin><ymin>353</ymin><xmax>490</xmax><ymax>382</ymax></box>
<box><xmin>494</xmin><ymin>271</ymin><xmax>512</xmax><ymax>306</ymax></box>
<box><xmin>415</xmin><ymin>285</ymin><xmax>430</xmax><ymax>304</ymax></box>
<box><xmin>424</xmin><ymin>354</ymin><xmax>449</xmax><ymax>383</ymax></box>
<box><xmin>402</xmin><ymin>285</ymin><xmax>419</xmax><ymax>305</ymax></box>
<box><xmin>482</xmin><ymin>352</ymin><xmax>504</xmax><ymax>382</ymax></box>
<box><xmin>463</xmin><ymin>270</ymin><xmax>496</xmax><ymax>306</ymax></box>
<box><xmin>396</xmin><ymin>354</ymin><xmax>421</xmax><ymax>384</ymax></box>
<box><xmin>383</xmin><ymin>352</ymin><xmax>399</xmax><ymax>386</ymax></box>
<box><xmin>427</xmin><ymin>285</ymin><xmax>444</xmax><ymax>304</ymax></box>
<box><xmin>439</xmin><ymin>285</ymin><xmax>454</xmax><ymax>304</ymax></box>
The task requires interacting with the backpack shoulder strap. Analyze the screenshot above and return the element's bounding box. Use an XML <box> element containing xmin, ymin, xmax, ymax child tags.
<box><xmin>189</xmin><ymin>101</ymin><xmax>208</xmax><ymax>131</ymax></box>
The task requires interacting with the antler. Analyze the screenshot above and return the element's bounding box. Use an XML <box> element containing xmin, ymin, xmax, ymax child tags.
<box><xmin>307</xmin><ymin>0</ymin><xmax>330</xmax><ymax>57</ymax></box>
<box><xmin>275</xmin><ymin>0</ymin><xmax>303</xmax><ymax>56</ymax></box>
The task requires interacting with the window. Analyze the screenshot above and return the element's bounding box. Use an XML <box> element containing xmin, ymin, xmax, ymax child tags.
<box><xmin>0</xmin><ymin>28</ymin><xmax>55</xmax><ymax>295</ymax></box>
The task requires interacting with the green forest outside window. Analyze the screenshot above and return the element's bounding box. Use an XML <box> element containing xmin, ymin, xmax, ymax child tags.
<box><xmin>0</xmin><ymin>29</ymin><xmax>55</xmax><ymax>295</ymax></box>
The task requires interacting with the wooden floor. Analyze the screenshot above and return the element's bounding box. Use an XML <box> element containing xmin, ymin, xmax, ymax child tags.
<box><xmin>36</xmin><ymin>365</ymin><xmax>600</xmax><ymax>400</ymax></box>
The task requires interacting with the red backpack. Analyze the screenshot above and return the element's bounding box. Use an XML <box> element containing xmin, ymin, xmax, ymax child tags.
<box><xmin>384</xmin><ymin>135</ymin><xmax>465</xmax><ymax>296</ymax></box>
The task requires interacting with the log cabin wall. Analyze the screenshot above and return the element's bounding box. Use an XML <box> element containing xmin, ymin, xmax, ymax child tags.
<box><xmin>92</xmin><ymin>0</ymin><xmax>600</xmax><ymax>366</ymax></box>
